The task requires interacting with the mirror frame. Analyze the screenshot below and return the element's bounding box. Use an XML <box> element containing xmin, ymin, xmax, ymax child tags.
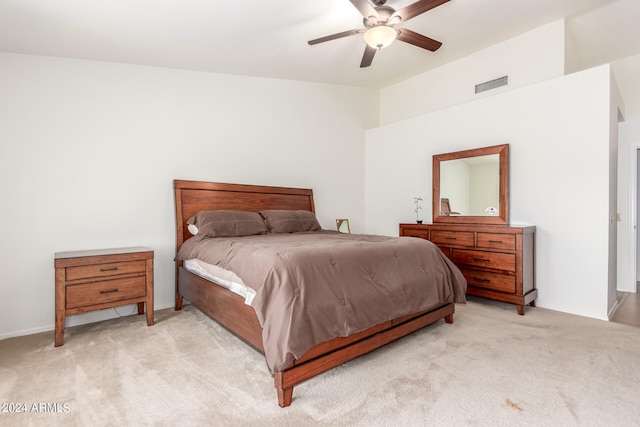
<box><xmin>432</xmin><ymin>144</ymin><xmax>509</xmax><ymax>225</ymax></box>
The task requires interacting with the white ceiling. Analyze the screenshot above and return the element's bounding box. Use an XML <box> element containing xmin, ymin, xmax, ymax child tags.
<box><xmin>0</xmin><ymin>0</ymin><xmax>638</xmax><ymax>88</ymax></box>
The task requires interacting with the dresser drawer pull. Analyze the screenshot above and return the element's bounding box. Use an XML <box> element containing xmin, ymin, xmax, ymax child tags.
<box><xmin>488</xmin><ymin>240</ymin><xmax>503</xmax><ymax>243</ymax></box>
<box><xmin>100</xmin><ymin>267</ymin><xmax>119</xmax><ymax>272</ymax></box>
<box><xmin>472</xmin><ymin>257</ymin><xmax>491</xmax><ymax>262</ymax></box>
<box><xmin>445</xmin><ymin>237</ymin><xmax>457</xmax><ymax>240</ymax></box>
<box><xmin>99</xmin><ymin>288</ymin><xmax>119</xmax><ymax>294</ymax></box>
<box><xmin>472</xmin><ymin>277</ymin><xmax>491</xmax><ymax>283</ymax></box>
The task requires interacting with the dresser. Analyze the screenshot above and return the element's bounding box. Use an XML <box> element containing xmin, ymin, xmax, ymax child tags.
<box><xmin>400</xmin><ymin>223</ymin><xmax>536</xmax><ymax>315</ymax></box>
<box><xmin>54</xmin><ymin>247</ymin><xmax>154</xmax><ymax>346</ymax></box>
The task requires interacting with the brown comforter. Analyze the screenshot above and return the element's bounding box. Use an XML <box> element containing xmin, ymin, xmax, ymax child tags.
<box><xmin>176</xmin><ymin>231</ymin><xmax>467</xmax><ymax>373</ymax></box>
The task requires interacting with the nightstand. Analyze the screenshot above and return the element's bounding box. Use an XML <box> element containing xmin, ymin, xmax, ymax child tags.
<box><xmin>54</xmin><ymin>246</ymin><xmax>154</xmax><ymax>346</ymax></box>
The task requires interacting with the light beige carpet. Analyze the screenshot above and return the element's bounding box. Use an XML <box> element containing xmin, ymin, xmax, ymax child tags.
<box><xmin>1</xmin><ymin>298</ymin><xmax>639</xmax><ymax>426</ymax></box>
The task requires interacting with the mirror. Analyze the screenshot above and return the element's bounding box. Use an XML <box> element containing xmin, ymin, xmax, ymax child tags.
<box><xmin>433</xmin><ymin>144</ymin><xmax>509</xmax><ymax>225</ymax></box>
<box><xmin>336</xmin><ymin>219</ymin><xmax>350</xmax><ymax>233</ymax></box>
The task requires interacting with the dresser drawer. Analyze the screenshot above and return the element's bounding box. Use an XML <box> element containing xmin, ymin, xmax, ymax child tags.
<box><xmin>65</xmin><ymin>260</ymin><xmax>146</xmax><ymax>282</ymax></box>
<box><xmin>66</xmin><ymin>276</ymin><xmax>146</xmax><ymax>309</ymax></box>
<box><xmin>477</xmin><ymin>233</ymin><xmax>515</xmax><ymax>251</ymax></box>
<box><xmin>401</xmin><ymin>228</ymin><xmax>430</xmax><ymax>239</ymax></box>
<box><xmin>460</xmin><ymin>269</ymin><xmax>516</xmax><ymax>293</ymax></box>
<box><xmin>452</xmin><ymin>249</ymin><xmax>515</xmax><ymax>272</ymax></box>
<box><xmin>435</xmin><ymin>245</ymin><xmax>452</xmax><ymax>258</ymax></box>
<box><xmin>430</xmin><ymin>231</ymin><xmax>474</xmax><ymax>247</ymax></box>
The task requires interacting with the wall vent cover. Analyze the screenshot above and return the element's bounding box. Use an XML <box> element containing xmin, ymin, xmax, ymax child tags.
<box><xmin>475</xmin><ymin>75</ymin><xmax>508</xmax><ymax>94</ymax></box>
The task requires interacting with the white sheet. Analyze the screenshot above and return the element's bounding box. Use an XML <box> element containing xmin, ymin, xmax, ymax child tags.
<box><xmin>183</xmin><ymin>259</ymin><xmax>256</xmax><ymax>305</ymax></box>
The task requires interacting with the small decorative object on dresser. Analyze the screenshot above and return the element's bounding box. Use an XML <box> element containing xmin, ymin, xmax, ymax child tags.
<box><xmin>413</xmin><ymin>196</ymin><xmax>423</xmax><ymax>224</ymax></box>
<box><xmin>54</xmin><ymin>246</ymin><xmax>154</xmax><ymax>346</ymax></box>
<box><xmin>400</xmin><ymin>223</ymin><xmax>536</xmax><ymax>315</ymax></box>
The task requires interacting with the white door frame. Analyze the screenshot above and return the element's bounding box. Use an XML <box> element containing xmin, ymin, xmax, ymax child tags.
<box><xmin>627</xmin><ymin>143</ymin><xmax>640</xmax><ymax>293</ymax></box>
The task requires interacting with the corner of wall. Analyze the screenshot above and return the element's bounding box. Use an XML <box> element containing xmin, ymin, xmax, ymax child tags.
<box><xmin>564</xmin><ymin>19</ymin><xmax>581</xmax><ymax>74</ymax></box>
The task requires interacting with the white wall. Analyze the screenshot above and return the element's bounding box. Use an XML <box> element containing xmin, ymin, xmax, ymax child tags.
<box><xmin>0</xmin><ymin>52</ymin><xmax>378</xmax><ymax>339</ymax></box>
<box><xmin>611</xmin><ymin>54</ymin><xmax>640</xmax><ymax>119</ymax></box>
<box><xmin>618</xmin><ymin>119</ymin><xmax>640</xmax><ymax>290</ymax></box>
<box><xmin>613</xmin><ymin>53</ymin><xmax>640</xmax><ymax>293</ymax></box>
<box><xmin>379</xmin><ymin>20</ymin><xmax>566</xmax><ymax>125</ymax></box>
<box><xmin>365</xmin><ymin>66</ymin><xmax>617</xmax><ymax>320</ymax></box>
<box><xmin>608</xmin><ymin>75</ymin><xmax>623</xmax><ymax>316</ymax></box>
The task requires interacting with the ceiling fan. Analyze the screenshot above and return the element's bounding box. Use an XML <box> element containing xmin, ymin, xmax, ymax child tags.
<box><xmin>308</xmin><ymin>0</ymin><xmax>450</xmax><ymax>68</ymax></box>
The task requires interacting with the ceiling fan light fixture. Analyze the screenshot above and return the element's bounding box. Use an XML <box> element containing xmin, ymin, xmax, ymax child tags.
<box><xmin>363</xmin><ymin>25</ymin><xmax>397</xmax><ymax>49</ymax></box>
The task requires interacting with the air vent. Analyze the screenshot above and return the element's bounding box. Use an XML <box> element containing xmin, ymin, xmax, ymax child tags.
<box><xmin>475</xmin><ymin>75</ymin><xmax>508</xmax><ymax>94</ymax></box>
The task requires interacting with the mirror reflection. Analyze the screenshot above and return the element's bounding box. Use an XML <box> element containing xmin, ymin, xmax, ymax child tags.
<box><xmin>440</xmin><ymin>154</ymin><xmax>500</xmax><ymax>216</ymax></box>
<box><xmin>432</xmin><ymin>144</ymin><xmax>509</xmax><ymax>225</ymax></box>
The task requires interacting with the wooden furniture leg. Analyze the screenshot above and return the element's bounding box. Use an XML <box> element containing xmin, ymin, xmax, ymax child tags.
<box><xmin>275</xmin><ymin>373</ymin><xmax>293</xmax><ymax>407</ymax></box>
<box><xmin>55</xmin><ymin>267</ymin><xmax>66</xmax><ymax>347</ymax></box>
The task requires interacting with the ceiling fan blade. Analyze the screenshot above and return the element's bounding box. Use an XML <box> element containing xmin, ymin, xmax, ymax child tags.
<box><xmin>394</xmin><ymin>0</ymin><xmax>450</xmax><ymax>23</ymax></box>
<box><xmin>308</xmin><ymin>29</ymin><xmax>363</xmax><ymax>45</ymax></box>
<box><xmin>349</xmin><ymin>0</ymin><xmax>378</xmax><ymax>19</ymax></box>
<box><xmin>360</xmin><ymin>45</ymin><xmax>377</xmax><ymax>68</ymax></box>
<box><xmin>397</xmin><ymin>28</ymin><xmax>442</xmax><ymax>51</ymax></box>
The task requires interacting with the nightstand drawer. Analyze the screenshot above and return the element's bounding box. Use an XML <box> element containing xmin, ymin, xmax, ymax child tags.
<box><xmin>461</xmin><ymin>269</ymin><xmax>516</xmax><ymax>293</ymax></box>
<box><xmin>66</xmin><ymin>276</ymin><xmax>146</xmax><ymax>309</ymax></box>
<box><xmin>477</xmin><ymin>233</ymin><xmax>515</xmax><ymax>251</ymax></box>
<box><xmin>65</xmin><ymin>260</ymin><xmax>146</xmax><ymax>282</ymax></box>
<box><xmin>430</xmin><ymin>231</ymin><xmax>474</xmax><ymax>247</ymax></box>
<box><xmin>452</xmin><ymin>249</ymin><xmax>515</xmax><ymax>272</ymax></box>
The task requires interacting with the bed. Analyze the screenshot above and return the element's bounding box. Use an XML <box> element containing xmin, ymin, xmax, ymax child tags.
<box><xmin>173</xmin><ymin>179</ymin><xmax>466</xmax><ymax>407</ymax></box>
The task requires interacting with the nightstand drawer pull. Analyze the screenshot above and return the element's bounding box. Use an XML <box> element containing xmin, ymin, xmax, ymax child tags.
<box><xmin>99</xmin><ymin>288</ymin><xmax>119</xmax><ymax>294</ymax></box>
<box><xmin>100</xmin><ymin>267</ymin><xmax>119</xmax><ymax>272</ymax></box>
<box><xmin>473</xmin><ymin>277</ymin><xmax>490</xmax><ymax>283</ymax></box>
<box><xmin>473</xmin><ymin>257</ymin><xmax>490</xmax><ymax>262</ymax></box>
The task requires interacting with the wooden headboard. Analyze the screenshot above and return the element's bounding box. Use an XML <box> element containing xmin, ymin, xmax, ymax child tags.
<box><xmin>173</xmin><ymin>180</ymin><xmax>315</xmax><ymax>251</ymax></box>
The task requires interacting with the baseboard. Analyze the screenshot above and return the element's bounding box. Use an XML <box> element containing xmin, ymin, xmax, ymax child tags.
<box><xmin>0</xmin><ymin>303</ymin><xmax>175</xmax><ymax>341</ymax></box>
<box><xmin>607</xmin><ymin>292</ymin><xmax>629</xmax><ymax>320</ymax></box>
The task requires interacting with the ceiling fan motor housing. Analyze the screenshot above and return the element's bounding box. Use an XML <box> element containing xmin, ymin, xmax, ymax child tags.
<box><xmin>364</xmin><ymin>5</ymin><xmax>396</xmax><ymax>27</ymax></box>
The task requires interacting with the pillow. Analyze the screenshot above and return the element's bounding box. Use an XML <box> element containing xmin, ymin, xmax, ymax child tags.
<box><xmin>187</xmin><ymin>210</ymin><xmax>267</xmax><ymax>238</ymax></box>
<box><xmin>260</xmin><ymin>210</ymin><xmax>321</xmax><ymax>234</ymax></box>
